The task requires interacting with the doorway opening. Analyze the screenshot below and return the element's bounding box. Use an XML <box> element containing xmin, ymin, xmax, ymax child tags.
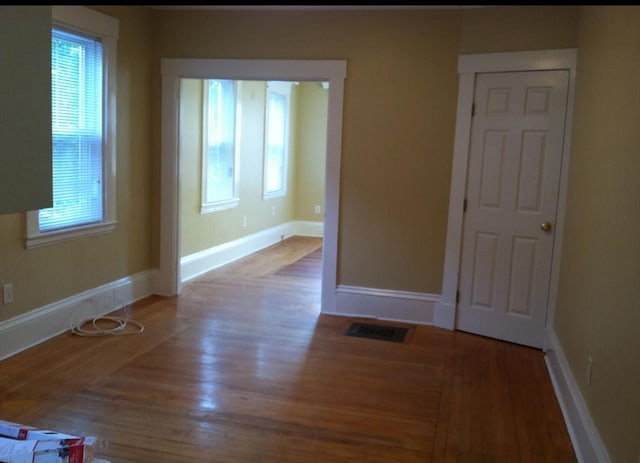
<box><xmin>178</xmin><ymin>78</ymin><xmax>328</xmax><ymax>292</ymax></box>
<box><xmin>158</xmin><ymin>59</ymin><xmax>347</xmax><ymax>316</ymax></box>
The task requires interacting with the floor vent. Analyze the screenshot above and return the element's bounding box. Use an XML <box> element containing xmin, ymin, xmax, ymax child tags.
<box><xmin>345</xmin><ymin>322</ymin><xmax>408</xmax><ymax>343</ymax></box>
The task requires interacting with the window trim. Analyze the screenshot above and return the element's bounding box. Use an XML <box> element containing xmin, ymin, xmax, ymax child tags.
<box><xmin>200</xmin><ymin>79</ymin><xmax>240</xmax><ymax>214</ymax></box>
<box><xmin>26</xmin><ymin>6</ymin><xmax>119</xmax><ymax>249</ymax></box>
<box><xmin>263</xmin><ymin>81</ymin><xmax>293</xmax><ymax>199</ymax></box>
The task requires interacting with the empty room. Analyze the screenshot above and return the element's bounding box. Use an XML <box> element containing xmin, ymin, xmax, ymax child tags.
<box><xmin>0</xmin><ymin>5</ymin><xmax>638</xmax><ymax>463</ymax></box>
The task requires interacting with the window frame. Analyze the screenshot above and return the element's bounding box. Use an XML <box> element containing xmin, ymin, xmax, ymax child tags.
<box><xmin>26</xmin><ymin>6</ymin><xmax>119</xmax><ymax>249</ymax></box>
<box><xmin>263</xmin><ymin>81</ymin><xmax>293</xmax><ymax>199</ymax></box>
<box><xmin>200</xmin><ymin>79</ymin><xmax>240</xmax><ymax>214</ymax></box>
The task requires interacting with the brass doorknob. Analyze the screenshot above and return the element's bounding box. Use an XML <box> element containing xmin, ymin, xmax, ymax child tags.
<box><xmin>540</xmin><ymin>222</ymin><xmax>553</xmax><ymax>232</ymax></box>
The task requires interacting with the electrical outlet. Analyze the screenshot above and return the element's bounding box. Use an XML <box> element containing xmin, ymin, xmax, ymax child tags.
<box><xmin>586</xmin><ymin>356</ymin><xmax>593</xmax><ymax>386</ymax></box>
<box><xmin>3</xmin><ymin>283</ymin><xmax>13</xmax><ymax>304</ymax></box>
<box><xmin>314</xmin><ymin>205</ymin><xmax>321</xmax><ymax>214</ymax></box>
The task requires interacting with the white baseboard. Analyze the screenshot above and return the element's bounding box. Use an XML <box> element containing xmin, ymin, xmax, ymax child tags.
<box><xmin>545</xmin><ymin>330</ymin><xmax>611</xmax><ymax>463</ymax></box>
<box><xmin>0</xmin><ymin>270</ymin><xmax>153</xmax><ymax>361</ymax></box>
<box><xmin>434</xmin><ymin>300</ymin><xmax>456</xmax><ymax>330</ymax></box>
<box><xmin>335</xmin><ymin>285</ymin><xmax>439</xmax><ymax>325</ymax></box>
<box><xmin>180</xmin><ymin>220</ymin><xmax>323</xmax><ymax>283</ymax></box>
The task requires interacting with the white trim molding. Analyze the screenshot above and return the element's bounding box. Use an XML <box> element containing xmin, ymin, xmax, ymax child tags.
<box><xmin>180</xmin><ymin>220</ymin><xmax>323</xmax><ymax>283</ymax></box>
<box><xmin>436</xmin><ymin>48</ymin><xmax>577</xmax><ymax>333</ymax></box>
<box><xmin>335</xmin><ymin>285</ymin><xmax>439</xmax><ymax>325</ymax></box>
<box><xmin>545</xmin><ymin>331</ymin><xmax>612</xmax><ymax>463</ymax></box>
<box><xmin>0</xmin><ymin>271</ymin><xmax>153</xmax><ymax>361</ymax></box>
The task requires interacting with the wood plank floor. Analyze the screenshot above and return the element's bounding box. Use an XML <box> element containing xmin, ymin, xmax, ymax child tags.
<box><xmin>0</xmin><ymin>236</ymin><xmax>576</xmax><ymax>462</ymax></box>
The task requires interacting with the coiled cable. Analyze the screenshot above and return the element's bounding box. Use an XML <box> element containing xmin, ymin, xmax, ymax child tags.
<box><xmin>70</xmin><ymin>296</ymin><xmax>144</xmax><ymax>337</ymax></box>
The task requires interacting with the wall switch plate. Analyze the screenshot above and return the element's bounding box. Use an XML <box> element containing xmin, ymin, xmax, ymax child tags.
<box><xmin>3</xmin><ymin>283</ymin><xmax>13</xmax><ymax>304</ymax></box>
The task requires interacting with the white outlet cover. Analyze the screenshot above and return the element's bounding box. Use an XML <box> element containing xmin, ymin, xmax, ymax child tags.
<box><xmin>3</xmin><ymin>283</ymin><xmax>13</xmax><ymax>304</ymax></box>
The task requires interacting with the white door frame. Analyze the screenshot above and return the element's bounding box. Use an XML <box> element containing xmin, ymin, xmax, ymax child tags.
<box><xmin>156</xmin><ymin>59</ymin><xmax>347</xmax><ymax>316</ymax></box>
<box><xmin>434</xmin><ymin>49</ymin><xmax>576</xmax><ymax>348</ymax></box>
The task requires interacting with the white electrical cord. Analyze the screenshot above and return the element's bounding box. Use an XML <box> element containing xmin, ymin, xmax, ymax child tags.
<box><xmin>70</xmin><ymin>297</ymin><xmax>144</xmax><ymax>337</ymax></box>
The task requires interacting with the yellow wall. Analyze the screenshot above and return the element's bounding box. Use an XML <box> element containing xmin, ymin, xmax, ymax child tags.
<box><xmin>179</xmin><ymin>80</ymin><xmax>295</xmax><ymax>256</ymax></box>
<box><xmin>0</xmin><ymin>6</ymin><xmax>153</xmax><ymax>323</ymax></box>
<box><xmin>295</xmin><ymin>82</ymin><xmax>327</xmax><ymax>222</ymax></box>
<box><xmin>459</xmin><ymin>6</ymin><xmax>579</xmax><ymax>54</ymax></box>
<box><xmin>179</xmin><ymin>79</ymin><xmax>326</xmax><ymax>257</ymax></box>
<box><xmin>554</xmin><ymin>7</ymin><xmax>640</xmax><ymax>462</ymax></box>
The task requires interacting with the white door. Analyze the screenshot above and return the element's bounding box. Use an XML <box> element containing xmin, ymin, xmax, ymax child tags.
<box><xmin>457</xmin><ymin>70</ymin><xmax>569</xmax><ymax>348</ymax></box>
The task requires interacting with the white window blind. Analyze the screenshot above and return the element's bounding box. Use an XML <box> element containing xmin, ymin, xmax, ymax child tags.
<box><xmin>40</xmin><ymin>28</ymin><xmax>104</xmax><ymax>232</ymax></box>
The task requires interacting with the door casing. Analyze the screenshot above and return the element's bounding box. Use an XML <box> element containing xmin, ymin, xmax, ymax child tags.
<box><xmin>434</xmin><ymin>49</ymin><xmax>577</xmax><ymax>350</ymax></box>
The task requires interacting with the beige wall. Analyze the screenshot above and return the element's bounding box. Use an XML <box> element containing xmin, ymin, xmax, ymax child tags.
<box><xmin>179</xmin><ymin>79</ymin><xmax>326</xmax><ymax>257</ymax></box>
<box><xmin>554</xmin><ymin>7</ymin><xmax>640</xmax><ymax>463</ymax></box>
<box><xmin>459</xmin><ymin>6</ymin><xmax>579</xmax><ymax>54</ymax></box>
<box><xmin>0</xmin><ymin>6</ymin><xmax>153</xmax><ymax>323</ymax></box>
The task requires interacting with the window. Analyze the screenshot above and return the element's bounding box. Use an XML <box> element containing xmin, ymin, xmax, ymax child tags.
<box><xmin>263</xmin><ymin>81</ymin><xmax>292</xmax><ymax>198</ymax></box>
<box><xmin>201</xmin><ymin>79</ymin><xmax>239</xmax><ymax>213</ymax></box>
<box><xmin>26</xmin><ymin>6</ymin><xmax>118</xmax><ymax>249</ymax></box>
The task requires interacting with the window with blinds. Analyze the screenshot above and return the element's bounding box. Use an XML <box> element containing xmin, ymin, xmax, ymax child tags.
<box><xmin>39</xmin><ymin>28</ymin><xmax>104</xmax><ymax>232</ymax></box>
<box><xmin>26</xmin><ymin>6</ymin><xmax>118</xmax><ymax>249</ymax></box>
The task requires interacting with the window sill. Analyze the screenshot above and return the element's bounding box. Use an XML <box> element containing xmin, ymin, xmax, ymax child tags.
<box><xmin>263</xmin><ymin>190</ymin><xmax>287</xmax><ymax>200</ymax></box>
<box><xmin>201</xmin><ymin>198</ymin><xmax>240</xmax><ymax>214</ymax></box>
<box><xmin>25</xmin><ymin>220</ymin><xmax>117</xmax><ymax>250</ymax></box>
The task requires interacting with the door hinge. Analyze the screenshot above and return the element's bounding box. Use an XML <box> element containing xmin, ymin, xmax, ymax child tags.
<box><xmin>463</xmin><ymin>199</ymin><xmax>467</xmax><ymax>213</ymax></box>
<box><xmin>471</xmin><ymin>103</ymin><xmax>475</xmax><ymax>117</ymax></box>
<box><xmin>456</xmin><ymin>290</ymin><xmax>460</xmax><ymax>304</ymax></box>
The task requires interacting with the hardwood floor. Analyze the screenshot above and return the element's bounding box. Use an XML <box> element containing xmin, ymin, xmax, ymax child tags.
<box><xmin>0</xmin><ymin>236</ymin><xmax>576</xmax><ymax>462</ymax></box>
